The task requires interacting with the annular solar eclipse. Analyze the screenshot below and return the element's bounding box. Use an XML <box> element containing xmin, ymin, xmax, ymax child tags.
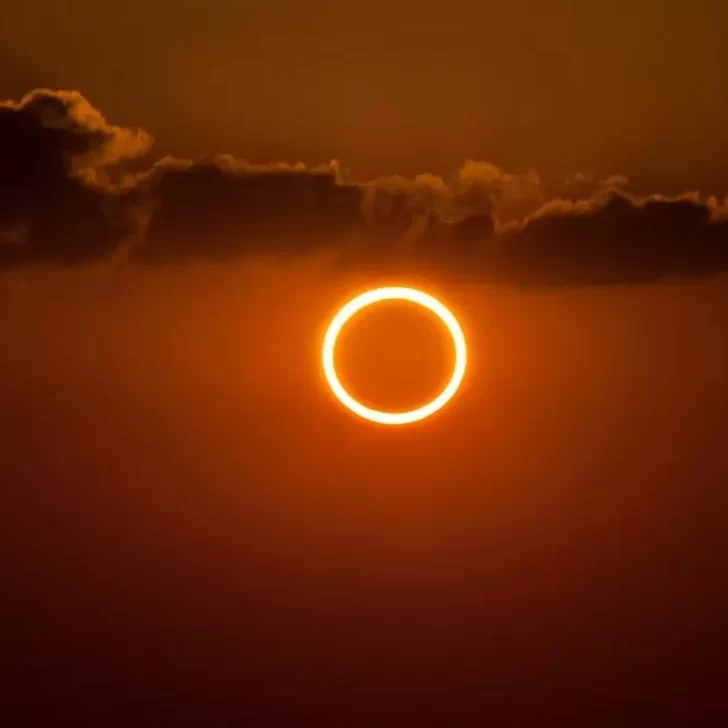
<box><xmin>322</xmin><ymin>286</ymin><xmax>467</xmax><ymax>425</ymax></box>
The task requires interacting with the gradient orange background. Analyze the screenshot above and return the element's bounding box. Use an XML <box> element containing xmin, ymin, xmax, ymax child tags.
<box><xmin>3</xmin><ymin>263</ymin><xmax>727</xmax><ymax>721</ymax></box>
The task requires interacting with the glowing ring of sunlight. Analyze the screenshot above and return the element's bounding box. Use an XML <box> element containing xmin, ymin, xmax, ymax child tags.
<box><xmin>322</xmin><ymin>287</ymin><xmax>467</xmax><ymax>425</ymax></box>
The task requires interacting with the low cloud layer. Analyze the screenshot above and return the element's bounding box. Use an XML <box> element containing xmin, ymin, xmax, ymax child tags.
<box><xmin>2</xmin><ymin>89</ymin><xmax>727</xmax><ymax>284</ymax></box>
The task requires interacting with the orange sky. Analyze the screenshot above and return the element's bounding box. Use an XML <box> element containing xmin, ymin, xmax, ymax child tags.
<box><xmin>3</xmin><ymin>2</ymin><xmax>728</xmax><ymax>720</ymax></box>
<box><xmin>3</xmin><ymin>0</ymin><xmax>728</xmax><ymax>191</ymax></box>
<box><xmin>3</xmin><ymin>263</ymin><xmax>728</xmax><ymax>719</ymax></box>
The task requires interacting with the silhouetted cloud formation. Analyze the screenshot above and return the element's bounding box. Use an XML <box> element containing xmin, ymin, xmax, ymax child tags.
<box><xmin>2</xmin><ymin>89</ymin><xmax>727</xmax><ymax>284</ymax></box>
<box><xmin>135</xmin><ymin>158</ymin><xmax>362</xmax><ymax>263</ymax></box>
<box><xmin>0</xmin><ymin>89</ymin><xmax>150</xmax><ymax>266</ymax></box>
<box><xmin>497</xmin><ymin>192</ymin><xmax>728</xmax><ymax>284</ymax></box>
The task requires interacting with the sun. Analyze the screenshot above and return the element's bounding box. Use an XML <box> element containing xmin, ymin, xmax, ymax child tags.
<box><xmin>322</xmin><ymin>286</ymin><xmax>467</xmax><ymax>425</ymax></box>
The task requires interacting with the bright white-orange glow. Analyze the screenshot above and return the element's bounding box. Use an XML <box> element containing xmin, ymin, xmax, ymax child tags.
<box><xmin>322</xmin><ymin>286</ymin><xmax>467</xmax><ymax>425</ymax></box>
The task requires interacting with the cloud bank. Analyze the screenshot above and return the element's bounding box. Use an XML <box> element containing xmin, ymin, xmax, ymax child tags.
<box><xmin>2</xmin><ymin>89</ymin><xmax>727</xmax><ymax>284</ymax></box>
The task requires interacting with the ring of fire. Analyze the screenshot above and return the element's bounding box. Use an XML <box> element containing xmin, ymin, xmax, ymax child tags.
<box><xmin>322</xmin><ymin>286</ymin><xmax>467</xmax><ymax>425</ymax></box>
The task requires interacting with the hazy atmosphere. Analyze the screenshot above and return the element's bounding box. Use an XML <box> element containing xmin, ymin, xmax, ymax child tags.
<box><xmin>3</xmin><ymin>2</ymin><xmax>728</xmax><ymax>724</ymax></box>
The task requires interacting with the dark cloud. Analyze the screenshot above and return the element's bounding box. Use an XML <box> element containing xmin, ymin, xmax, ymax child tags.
<box><xmin>134</xmin><ymin>158</ymin><xmax>363</xmax><ymax>263</ymax></box>
<box><xmin>1</xmin><ymin>89</ymin><xmax>727</xmax><ymax>284</ymax></box>
<box><xmin>0</xmin><ymin>89</ymin><xmax>150</xmax><ymax>266</ymax></box>
<box><xmin>495</xmin><ymin>192</ymin><xmax>728</xmax><ymax>285</ymax></box>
